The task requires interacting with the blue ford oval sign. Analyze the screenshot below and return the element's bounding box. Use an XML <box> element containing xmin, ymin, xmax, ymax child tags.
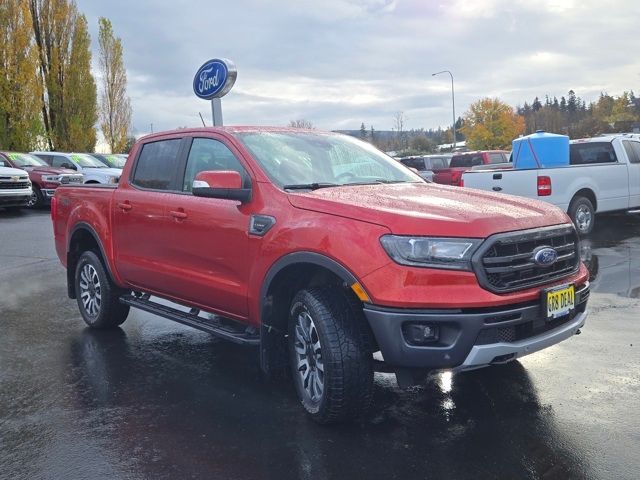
<box><xmin>193</xmin><ymin>58</ymin><xmax>237</xmax><ymax>100</ymax></box>
<box><xmin>533</xmin><ymin>246</ymin><xmax>558</xmax><ymax>266</ymax></box>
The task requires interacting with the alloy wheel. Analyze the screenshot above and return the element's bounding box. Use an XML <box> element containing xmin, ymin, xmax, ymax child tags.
<box><xmin>293</xmin><ymin>309</ymin><xmax>324</xmax><ymax>403</ymax></box>
<box><xmin>79</xmin><ymin>264</ymin><xmax>101</xmax><ymax>316</ymax></box>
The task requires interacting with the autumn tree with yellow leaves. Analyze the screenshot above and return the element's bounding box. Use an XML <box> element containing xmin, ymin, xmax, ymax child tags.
<box><xmin>0</xmin><ymin>0</ymin><xmax>43</xmax><ymax>150</ymax></box>
<box><xmin>29</xmin><ymin>0</ymin><xmax>97</xmax><ymax>151</ymax></box>
<box><xmin>461</xmin><ymin>98</ymin><xmax>525</xmax><ymax>150</ymax></box>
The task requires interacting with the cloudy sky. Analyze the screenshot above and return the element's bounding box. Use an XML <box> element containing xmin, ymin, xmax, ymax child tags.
<box><xmin>78</xmin><ymin>0</ymin><xmax>640</xmax><ymax>136</ymax></box>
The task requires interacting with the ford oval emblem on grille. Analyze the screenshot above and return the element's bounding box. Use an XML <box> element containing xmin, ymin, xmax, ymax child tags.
<box><xmin>533</xmin><ymin>246</ymin><xmax>558</xmax><ymax>266</ymax></box>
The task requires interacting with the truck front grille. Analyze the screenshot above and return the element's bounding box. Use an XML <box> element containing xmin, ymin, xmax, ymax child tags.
<box><xmin>0</xmin><ymin>180</ymin><xmax>30</xmax><ymax>189</ymax></box>
<box><xmin>473</xmin><ymin>225</ymin><xmax>580</xmax><ymax>293</ymax></box>
<box><xmin>61</xmin><ymin>175</ymin><xmax>82</xmax><ymax>184</ymax></box>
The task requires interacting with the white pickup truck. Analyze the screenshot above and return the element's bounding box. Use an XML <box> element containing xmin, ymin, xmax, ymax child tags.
<box><xmin>0</xmin><ymin>165</ymin><xmax>32</xmax><ymax>210</ymax></box>
<box><xmin>462</xmin><ymin>135</ymin><xmax>640</xmax><ymax>234</ymax></box>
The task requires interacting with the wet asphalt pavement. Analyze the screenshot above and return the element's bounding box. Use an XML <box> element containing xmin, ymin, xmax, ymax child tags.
<box><xmin>1</xmin><ymin>209</ymin><xmax>639</xmax><ymax>480</ymax></box>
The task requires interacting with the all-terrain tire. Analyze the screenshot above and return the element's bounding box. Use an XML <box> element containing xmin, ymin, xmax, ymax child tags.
<box><xmin>75</xmin><ymin>251</ymin><xmax>129</xmax><ymax>328</ymax></box>
<box><xmin>288</xmin><ymin>286</ymin><xmax>374</xmax><ymax>424</ymax></box>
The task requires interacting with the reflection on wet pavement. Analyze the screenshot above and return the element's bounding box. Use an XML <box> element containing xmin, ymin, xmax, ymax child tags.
<box><xmin>580</xmin><ymin>214</ymin><xmax>640</xmax><ymax>298</ymax></box>
<box><xmin>1</xmin><ymin>209</ymin><xmax>639</xmax><ymax>480</ymax></box>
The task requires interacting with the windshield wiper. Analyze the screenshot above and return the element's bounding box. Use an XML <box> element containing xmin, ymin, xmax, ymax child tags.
<box><xmin>343</xmin><ymin>179</ymin><xmax>410</xmax><ymax>186</ymax></box>
<box><xmin>283</xmin><ymin>182</ymin><xmax>339</xmax><ymax>190</ymax></box>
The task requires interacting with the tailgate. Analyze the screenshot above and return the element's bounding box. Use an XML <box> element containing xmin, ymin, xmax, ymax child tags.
<box><xmin>462</xmin><ymin>169</ymin><xmax>539</xmax><ymax>198</ymax></box>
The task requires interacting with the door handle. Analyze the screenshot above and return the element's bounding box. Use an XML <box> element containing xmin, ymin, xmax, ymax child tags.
<box><xmin>493</xmin><ymin>173</ymin><xmax>502</xmax><ymax>179</ymax></box>
<box><xmin>117</xmin><ymin>202</ymin><xmax>132</xmax><ymax>211</ymax></box>
<box><xmin>170</xmin><ymin>210</ymin><xmax>188</xmax><ymax>219</ymax></box>
<box><xmin>492</xmin><ymin>186</ymin><xmax>503</xmax><ymax>192</ymax></box>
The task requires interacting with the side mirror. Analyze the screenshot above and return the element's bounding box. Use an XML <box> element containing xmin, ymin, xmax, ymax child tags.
<box><xmin>192</xmin><ymin>170</ymin><xmax>251</xmax><ymax>203</ymax></box>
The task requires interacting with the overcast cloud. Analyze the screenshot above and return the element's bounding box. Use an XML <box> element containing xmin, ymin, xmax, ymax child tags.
<box><xmin>78</xmin><ymin>0</ymin><xmax>640</xmax><ymax>136</ymax></box>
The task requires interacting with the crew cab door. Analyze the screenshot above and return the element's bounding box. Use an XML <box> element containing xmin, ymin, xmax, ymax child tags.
<box><xmin>622</xmin><ymin>140</ymin><xmax>640</xmax><ymax>208</ymax></box>
<box><xmin>161</xmin><ymin>136</ymin><xmax>251</xmax><ymax>320</ymax></box>
<box><xmin>112</xmin><ymin>137</ymin><xmax>185</xmax><ymax>292</ymax></box>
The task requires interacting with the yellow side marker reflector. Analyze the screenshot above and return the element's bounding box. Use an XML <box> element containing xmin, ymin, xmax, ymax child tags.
<box><xmin>351</xmin><ymin>282</ymin><xmax>371</xmax><ymax>303</ymax></box>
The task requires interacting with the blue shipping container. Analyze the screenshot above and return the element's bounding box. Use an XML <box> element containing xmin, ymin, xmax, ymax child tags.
<box><xmin>512</xmin><ymin>131</ymin><xmax>569</xmax><ymax>169</ymax></box>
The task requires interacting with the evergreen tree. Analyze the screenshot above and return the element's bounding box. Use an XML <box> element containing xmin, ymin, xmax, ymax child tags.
<box><xmin>359</xmin><ymin>122</ymin><xmax>367</xmax><ymax>139</ymax></box>
<box><xmin>98</xmin><ymin>17</ymin><xmax>132</xmax><ymax>153</ymax></box>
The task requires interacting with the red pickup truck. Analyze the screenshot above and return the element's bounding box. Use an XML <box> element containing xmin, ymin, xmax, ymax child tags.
<box><xmin>52</xmin><ymin>127</ymin><xmax>588</xmax><ymax>424</ymax></box>
<box><xmin>432</xmin><ymin>150</ymin><xmax>510</xmax><ymax>186</ymax></box>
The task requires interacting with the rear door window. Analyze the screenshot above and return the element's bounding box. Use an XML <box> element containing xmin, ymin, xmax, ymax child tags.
<box><xmin>622</xmin><ymin>140</ymin><xmax>640</xmax><ymax>164</ymax></box>
<box><xmin>488</xmin><ymin>153</ymin><xmax>506</xmax><ymax>164</ymax></box>
<box><xmin>132</xmin><ymin>139</ymin><xmax>182</xmax><ymax>190</ymax></box>
<box><xmin>400</xmin><ymin>158</ymin><xmax>426</xmax><ymax>171</ymax></box>
<box><xmin>429</xmin><ymin>158</ymin><xmax>447</xmax><ymax>170</ymax></box>
<box><xmin>450</xmin><ymin>155</ymin><xmax>483</xmax><ymax>167</ymax></box>
<box><xmin>570</xmin><ymin>142</ymin><xmax>618</xmax><ymax>165</ymax></box>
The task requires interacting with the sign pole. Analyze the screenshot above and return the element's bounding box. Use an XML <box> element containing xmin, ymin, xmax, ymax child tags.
<box><xmin>211</xmin><ymin>98</ymin><xmax>223</xmax><ymax>126</ymax></box>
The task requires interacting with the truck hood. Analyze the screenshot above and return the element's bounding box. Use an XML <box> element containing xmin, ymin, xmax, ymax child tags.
<box><xmin>0</xmin><ymin>166</ymin><xmax>29</xmax><ymax>176</ymax></box>
<box><xmin>287</xmin><ymin>182</ymin><xmax>570</xmax><ymax>238</ymax></box>
<box><xmin>83</xmin><ymin>167</ymin><xmax>122</xmax><ymax>177</ymax></box>
<box><xmin>22</xmin><ymin>166</ymin><xmax>77</xmax><ymax>175</ymax></box>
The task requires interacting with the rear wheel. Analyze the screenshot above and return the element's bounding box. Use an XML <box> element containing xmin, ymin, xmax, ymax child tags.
<box><xmin>288</xmin><ymin>287</ymin><xmax>373</xmax><ymax>424</ymax></box>
<box><xmin>569</xmin><ymin>196</ymin><xmax>595</xmax><ymax>235</ymax></box>
<box><xmin>75</xmin><ymin>251</ymin><xmax>129</xmax><ymax>328</ymax></box>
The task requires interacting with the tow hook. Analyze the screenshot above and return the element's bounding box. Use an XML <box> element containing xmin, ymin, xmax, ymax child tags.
<box><xmin>575</xmin><ymin>329</ymin><xmax>582</xmax><ymax>335</ymax></box>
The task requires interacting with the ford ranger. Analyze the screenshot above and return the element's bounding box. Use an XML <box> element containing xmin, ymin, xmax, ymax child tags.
<box><xmin>52</xmin><ymin>127</ymin><xmax>589</xmax><ymax>423</ymax></box>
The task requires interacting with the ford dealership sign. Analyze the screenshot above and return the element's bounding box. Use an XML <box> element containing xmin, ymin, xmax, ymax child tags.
<box><xmin>193</xmin><ymin>59</ymin><xmax>237</xmax><ymax>100</ymax></box>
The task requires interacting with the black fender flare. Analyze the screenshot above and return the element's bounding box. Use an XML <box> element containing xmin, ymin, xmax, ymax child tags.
<box><xmin>258</xmin><ymin>252</ymin><xmax>359</xmax><ymax>375</ymax></box>
<box><xmin>259</xmin><ymin>251</ymin><xmax>358</xmax><ymax>308</ymax></box>
<box><xmin>67</xmin><ymin>223</ymin><xmax>117</xmax><ymax>298</ymax></box>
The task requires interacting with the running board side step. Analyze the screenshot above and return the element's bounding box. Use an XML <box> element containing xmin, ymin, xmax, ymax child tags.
<box><xmin>119</xmin><ymin>294</ymin><xmax>260</xmax><ymax>346</ymax></box>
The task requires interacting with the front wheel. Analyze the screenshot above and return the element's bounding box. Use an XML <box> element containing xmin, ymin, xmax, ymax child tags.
<box><xmin>75</xmin><ymin>251</ymin><xmax>129</xmax><ymax>328</ymax></box>
<box><xmin>288</xmin><ymin>287</ymin><xmax>373</xmax><ymax>424</ymax></box>
<box><xmin>27</xmin><ymin>186</ymin><xmax>44</xmax><ymax>208</ymax></box>
<box><xmin>569</xmin><ymin>196</ymin><xmax>595</xmax><ymax>235</ymax></box>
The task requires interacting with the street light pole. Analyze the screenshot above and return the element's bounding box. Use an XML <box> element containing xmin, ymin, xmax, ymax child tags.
<box><xmin>432</xmin><ymin>70</ymin><xmax>456</xmax><ymax>150</ymax></box>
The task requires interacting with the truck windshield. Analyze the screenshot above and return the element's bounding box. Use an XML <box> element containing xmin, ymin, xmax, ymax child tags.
<box><xmin>6</xmin><ymin>153</ymin><xmax>48</xmax><ymax>167</ymax></box>
<box><xmin>70</xmin><ymin>154</ymin><xmax>108</xmax><ymax>168</ymax></box>
<box><xmin>237</xmin><ymin>132</ymin><xmax>420</xmax><ymax>188</ymax></box>
<box><xmin>96</xmin><ymin>154</ymin><xmax>125</xmax><ymax>168</ymax></box>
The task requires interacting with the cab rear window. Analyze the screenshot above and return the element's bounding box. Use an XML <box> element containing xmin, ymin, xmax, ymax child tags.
<box><xmin>570</xmin><ymin>142</ymin><xmax>618</xmax><ymax>165</ymax></box>
<box><xmin>450</xmin><ymin>155</ymin><xmax>483</xmax><ymax>168</ymax></box>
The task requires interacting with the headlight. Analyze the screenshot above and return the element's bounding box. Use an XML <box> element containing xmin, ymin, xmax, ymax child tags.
<box><xmin>42</xmin><ymin>174</ymin><xmax>61</xmax><ymax>183</ymax></box>
<box><xmin>380</xmin><ymin>235</ymin><xmax>482</xmax><ymax>270</ymax></box>
<box><xmin>108</xmin><ymin>176</ymin><xmax>119</xmax><ymax>184</ymax></box>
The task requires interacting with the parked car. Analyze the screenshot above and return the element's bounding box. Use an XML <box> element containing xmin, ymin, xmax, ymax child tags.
<box><xmin>88</xmin><ymin>153</ymin><xmax>127</xmax><ymax>169</ymax></box>
<box><xmin>52</xmin><ymin>127</ymin><xmax>589</xmax><ymax>424</ymax></box>
<box><xmin>0</xmin><ymin>152</ymin><xmax>83</xmax><ymax>207</ymax></box>
<box><xmin>0</xmin><ymin>161</ymin><xmax>31</xmax><ymax>210</ymax></box>
<box><xmin>398</xmin><ymin>154</ymin><xmax>451</xmax><ymax>182</ymax></box>
<box><xmin>461</xmin><ymin>135</ymin><xmax>640</xmax><ymax>234</ymax></box>
<box><xmin>433</xmin><ymin>150</ymin><xmax>510</xmax><ymax>186</ymax></box>
<box><xmin>32</xmin><ymin>152</ymin><xmax>122</xmax><ymax>184</ymax></box>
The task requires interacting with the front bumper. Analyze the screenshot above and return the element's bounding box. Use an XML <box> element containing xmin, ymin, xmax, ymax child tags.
<box><xmin>363</xmin><ymin>283</ymin><xmax>589</xmax><ymax>370</ymax></box>
<box><xmin>0</xmin><ymin>189</ymin><xmax>31</xmax><ymax>207</ymax></box>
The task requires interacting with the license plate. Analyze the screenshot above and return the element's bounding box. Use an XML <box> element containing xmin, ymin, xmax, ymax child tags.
<box><xmin>544</xmin><ymin>284</ymin><xmax>575</xmax><ymax>319</ymax></box>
